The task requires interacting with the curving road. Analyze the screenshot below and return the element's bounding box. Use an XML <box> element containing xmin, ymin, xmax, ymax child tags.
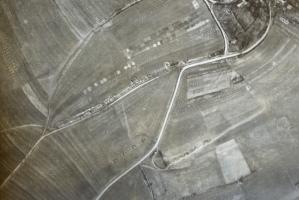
<box><xmin>203</xmin><ymin>0</ymin><xmax>230</xmax><ymax>55</ymax></box>
<box><xmin>96</xmin><ymin>3</ymin><xmax>272</xmax><ymax>197</ymax></box>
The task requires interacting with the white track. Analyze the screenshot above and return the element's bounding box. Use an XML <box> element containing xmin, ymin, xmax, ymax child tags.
<box><xmin>96</xmin><ymin>3</ymin><xmax>272</xmax><ymax>199</ymax></box>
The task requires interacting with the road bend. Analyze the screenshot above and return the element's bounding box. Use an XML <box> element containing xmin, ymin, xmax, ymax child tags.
<box><xmin>96</xmin><ymin>3</ymin><xmax>272</xmax><ymax>198</ymax></box>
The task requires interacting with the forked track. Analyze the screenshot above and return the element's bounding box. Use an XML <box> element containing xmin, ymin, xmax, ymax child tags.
<box><xmin>96</xmin><ymin>3</ymin><xmax>272</xmax><ymax>199</ymax></box>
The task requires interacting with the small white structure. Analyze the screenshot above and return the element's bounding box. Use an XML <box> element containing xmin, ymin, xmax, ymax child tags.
<box><xmin>192</xmin><ymin>0</ymin><xmax>200</xmax><ymax>10</ymax></box>
<box><xmin>216</xmin><ymin>139</ymin><xmax>251</xmax><ymax>184</ymax></box>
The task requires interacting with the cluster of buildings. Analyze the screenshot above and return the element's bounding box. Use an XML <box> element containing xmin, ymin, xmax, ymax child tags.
<box><xmin>214</xmin><ymin>0</ymin><xmax>270</xmax><ymax>51</ymax></box>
